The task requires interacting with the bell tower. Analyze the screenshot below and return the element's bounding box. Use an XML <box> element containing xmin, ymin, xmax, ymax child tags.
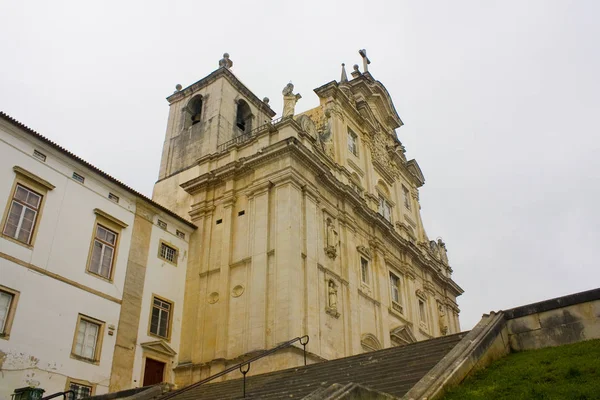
<box><xmin>156</xmin><ymin>53</ymin><xmax>276</xmax><ymax>181</ymax></box>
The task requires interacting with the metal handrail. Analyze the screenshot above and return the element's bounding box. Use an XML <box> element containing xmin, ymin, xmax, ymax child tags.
<box><xmin>161</xmin><ymin>335</ymin><xmax>309</xmax><ymax>399</ymax></box>
<box><xmin>40</xmin><ymin>390</ymin><xmax>74</xmax><ymax>400</ymax></box>
<box><xmin>217</xmin><ymin>116</ymin><xmax>285</xmax><ymax>153</ymax></box>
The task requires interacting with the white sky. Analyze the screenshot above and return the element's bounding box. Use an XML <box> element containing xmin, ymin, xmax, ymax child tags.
<box><xmin>1</xmin><ymin>0</ymin><xmax>599</xmax><ymax>330</ymax></box>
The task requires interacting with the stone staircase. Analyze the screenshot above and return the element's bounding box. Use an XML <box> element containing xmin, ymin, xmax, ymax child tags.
<box><xmin>163</xmin><ymin>332</ymin><xmax>467</xmax><ymax>400</ymax></box>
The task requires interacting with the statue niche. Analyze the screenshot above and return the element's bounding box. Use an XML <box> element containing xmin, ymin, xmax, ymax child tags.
<box><xmin>325</xmin><ymin>279</ymin><xmax>340</xmax><ymax>318</ymax></box>
<box><xmin>324</xmin><ymin>217</ymin><xmax>338</xmax><ymax>259</ymax></box>
<box><xmin>318</xmin><ymin>109</ymin><xmax>335</xmax><ymax>159</ymax></box>
<box><xmin>438</xmin><ymin>302</ymin><xmax>449</xmax><ymax>336</ymax></box>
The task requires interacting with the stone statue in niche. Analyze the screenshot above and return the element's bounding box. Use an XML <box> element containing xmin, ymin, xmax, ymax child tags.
<box><xmin>282</xmin><ymin>83</ymin><xmax>302</xmax><ymax>117</ymax></box>
<box><xmin>328</xmin><ymin>280</ymin><xmax>338</xmax><ymax>309</ymax></box>
<box><xmin>438</xmin><ymin>303</ymin><xmax>449</xmax><ymax>335</ymax></box>
<box><xmin>326</xmin><ymin>279</ymin><xmax>340</xmax><ymax>318</ymax></box>
<box><xmin>319</xmin><ymin>109</ymin><xmax>335</xmax><ymax>159</ymax></box>
<box><xmin>324</xmin><ymin>218</ymin><xmax>338</xmax><ymax>259</ymax></box>
<box><xmin>437</xmin><ymin>239</ymin><xmax>449</xmax><ymax>265</ymax></box>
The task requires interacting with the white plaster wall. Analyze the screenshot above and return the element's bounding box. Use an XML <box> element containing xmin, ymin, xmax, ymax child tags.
<box><xmin>0</xmin><ymin>259</ymin><xmax>120</xmax><ymax>400</ymax></box>
<box><xmin>130</xmin><ymin>223</ymin><xmax>189</xmax><ymax>387</ymax></box>
<box><xmin>0</xmin><ymin>123</ymin><xmax>135</xmax><ymax>398</ymax></box>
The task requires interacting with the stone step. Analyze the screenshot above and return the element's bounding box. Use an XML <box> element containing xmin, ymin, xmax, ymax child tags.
<box><xmin>163</xmin><ymin>332</ymin><xmax>467</xmax><ymax>400</ymax></box>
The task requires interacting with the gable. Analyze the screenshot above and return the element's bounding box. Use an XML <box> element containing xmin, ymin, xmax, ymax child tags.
<box><xmin>141</xmin><ymin>340</ymin><xmax>177</xmax><ymax>357</ymax></box>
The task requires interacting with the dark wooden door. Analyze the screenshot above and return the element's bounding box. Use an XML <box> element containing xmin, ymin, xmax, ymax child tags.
<box><xmin>143</xmin><ymin>358</ymin><xmax>165</xmax><ymax>386</ymax></box>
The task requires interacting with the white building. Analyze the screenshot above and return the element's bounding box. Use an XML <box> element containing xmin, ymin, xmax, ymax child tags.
<box><xmin>0</xmin><ymin>113</ymin><xmax>195</xmax><ymax>400</ymax></box>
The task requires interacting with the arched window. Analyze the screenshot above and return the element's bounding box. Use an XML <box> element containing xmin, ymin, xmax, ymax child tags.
<box><xmin>235</xmin><ymin>100</ymin><xmax>253</xmax><ymax>134</ymax></box>
<box><xmin>186</xmin><ymin>95</ymin><xmax>203</xmax><ymax>127</ymax></box>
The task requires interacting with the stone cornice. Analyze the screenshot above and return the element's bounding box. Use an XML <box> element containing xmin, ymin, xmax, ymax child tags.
<box><xmin>167</xmin><ymin>67</ymin><xmax>276</xmax><ymax>117</ymax></box>
<box><xmin>180</xmin><ymin>135</ymin><xmax>463</xmax><ymax>297</ymax></box>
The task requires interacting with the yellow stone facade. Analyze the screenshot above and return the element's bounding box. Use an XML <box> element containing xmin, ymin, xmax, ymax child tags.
<box><xmin>152</xmin><ymin>59</ymin><xmax>463</xmax><ymax>386</ymax></box>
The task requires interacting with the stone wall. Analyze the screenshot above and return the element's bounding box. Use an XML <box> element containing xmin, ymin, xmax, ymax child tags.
<box><xmin>504</xmin><ymin>288</ymin><xmax>600</xmax><ymax>351</ymax></box>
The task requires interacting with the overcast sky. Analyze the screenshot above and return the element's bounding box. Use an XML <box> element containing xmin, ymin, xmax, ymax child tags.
<box><xmin>1</xmin><ymin>1</ymin><xmax>599</xmax><ymax>330</ymax></box>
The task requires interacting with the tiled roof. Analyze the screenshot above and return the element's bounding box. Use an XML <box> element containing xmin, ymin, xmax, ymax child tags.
<box><xmin>0</xmin><ymin>111</ymin><xmax>196</xmax><ymax>229</ymax></box>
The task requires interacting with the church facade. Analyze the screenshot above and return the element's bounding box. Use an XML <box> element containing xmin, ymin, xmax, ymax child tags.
<box><xmin>152</xmin><ymin>53</ymin><xmax>463</xmax><ymax>386</ymax></box>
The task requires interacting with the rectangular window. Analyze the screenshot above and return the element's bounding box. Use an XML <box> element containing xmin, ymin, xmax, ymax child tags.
<box><xmin>159</xmin><ymin>242</ymin><xmax>177</xmax><ymax>263</ymax></box>
<box><xmin>419</xmin><ymin>299</ymin><xmax>427</xmax><ymax>325</ymax></box>
<box><xmin>0</xmin><ymin>290</ymin><xmax>14</xmax><ymax>334</ymax></box>
<box><xmin>33</xmin><ymin>150</ymin><xmax>46</xmax><ymax>162</ymax></box>
<box><xmin>390</xmin><ymin>273</ymin><xmax>400</xmax><ymax>304</ymax></box>
<box><xmin>347</xmin><ymin>129</ymin><xmax>358</xmax><ymax>156</ymax></box>
<box><xmin>378</xmin><ymin>196</ymin><xmax>392</xmax><ymax>222</ymax></box>
<box><xmin>73</xmin><ymin>316</ymin><xmax>102</xmax><ymax>361</ymax></box>
<box><xmin>157</xmin><ymin>220</ymin><xmax>167</xmax><ymax>230</ymax></box>
<box><xmin>0</xmin><ymin>286</ymin><xmax>19</xmax><ymax>338</ymax></box>
<box><xmin>3</xmin><ymin>184</ymin><xmax>42</xmax><ymax>245</ymax></box>
<box><xmin>72</xmin><ymin>172</ymin><xmax>85</xmax><ymax>184</ymax></box>
<box><xmin>69</xmin><ymin>382</ymin><xmax>93</xmax><ymax>399</ymax></box>
<box><xmin>403</xmin><ymin>186</ymin><xmax>411</xmax><ymax>210</ymax></box>
<box><xmin>108</xmin><ymin>193</ymin><xmax>119</xmax><ymax>203</ymax></box>
<box><xmin>88</xmin><ymin>225</ymin><xmax>117</xmax><ymax>279</ymax></box>
<box><xmin>176</xmin><ymin>230</ymin><xmax>185</xmax><ymax>239</ymax></box>
<box><xmin>150</xmin><ymin>297</ymin><xmax>172</xmax><ymax>339</ymax></box>
<box><xmin>360</xmin><ymin>257</ymin><xmax>369</xmax><ymax>285</ymax></box>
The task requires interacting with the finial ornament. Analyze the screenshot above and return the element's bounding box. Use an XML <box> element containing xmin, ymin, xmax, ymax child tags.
<box><xmin>359</xmin><ymin>49</ymin><xmax>371</xmax><ymax>72</ymax></box>
<box><xmin>174</xmin><ymin>84</ymin><xmax>182</xmax><ymax>93</ymax></box>
<box><xmin>282</xmin><ymin>82</ymin><xmax>302</xmax><ymax>118</ymax></box>
<box><xmin>219</xmin><ymin>53</ymin><xmax>233</xmax><ymax>69</ymax></box>
<box><xmin>340</xmin><ymin>63</ymin><xmax>348</xmax><ymax>83</ymax></box>
<box><xmin>263</xmin><ymin>97</ymin><xmax>270</xmax><ymax>104</ymax></box>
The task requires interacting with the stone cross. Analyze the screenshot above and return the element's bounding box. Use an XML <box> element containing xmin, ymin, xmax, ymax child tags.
<box><xmin>359</xmin><ymin>49</ymin><xmax>371</xmax><ymax>73</ymax></box>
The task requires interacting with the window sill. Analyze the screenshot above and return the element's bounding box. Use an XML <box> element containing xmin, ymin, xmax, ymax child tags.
<box><xmin>70</xmin><ymin>353</ymin><xmax>100</xmax><ymax>365</ymax></box>
<box><xmin>158</xmin><ymin>256</ymin><xmax>178</xmax><ymax>267</ymax></box>
<box><xmin>85</xmin><ymin>269</ymin><xmax>114</xmax><ymax>283</ymax></box>
<box><xmin>389</xmin><ymin>302</ymin><xmax>405</xmax><ymax>318</ymax></box>
<box><xmin>1</xmin><ymin>234</ymin><xmax>34</xmax><ymax>250</ymax></box>
<box><xmin>148</xmin><ymin>332</ymin><xmax>171</xmax><ymax>343</ymax></box>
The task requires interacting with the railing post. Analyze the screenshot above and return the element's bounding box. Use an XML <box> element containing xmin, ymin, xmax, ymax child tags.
<box><xmin>240</xmin><ymin>363</ymin><xmax>250</xmax><ymax>398</ymax></box>
<box><xmin>300</xmin><ymin>335</ymin><xmax>310</xmax><ymax>366</ymax></box>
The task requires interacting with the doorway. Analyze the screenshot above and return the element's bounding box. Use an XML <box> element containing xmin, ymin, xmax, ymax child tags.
<box><xmin>143</xmin><ymin>358</ymin><xmax>165</xmax><ymax>386</ymax></box>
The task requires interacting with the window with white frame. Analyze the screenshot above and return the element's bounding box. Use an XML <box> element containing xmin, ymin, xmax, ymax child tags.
<box><xmin>69</xmin><ymin>382</ymin><xmax>93</xmax><ymax>399</ymax></box>
<box><xmin>378</xmin><ymin>196</ymin><xmax>392</xmax><ymax>222</ymax></box>
<box><xmin>73</xmin><ymin>317</ymin><xmax>101</xmax><ymax>361</ymax></box>
<box><xmin>403</xmin><ymin>186</ymin><xmax>411</xmax><ymax>210</ymax></box>
<box><xmin>159</xmin><ymin>242</ymin><xmax>177</xmax><ymax>264</ymax></box>
<box><xmin>89</xmin><ymin>225</ymin><xmax>117</xmax><ymax>279</ymax></box>
<box><xmin>360</xmin><ymin>257</ymin><xmax>370</xmax><ymax>285</ymax></box>
<box><xmin>3</xmin><ymin>184</ymin><xmax>42</xmax><ymax>244</ymax></box>
<box><xmin>0</xmin><ymin>290</ymin><xmax>14</xmax><ymax>334</ymax></box>
<box><xmin>150</xmin><ymin>297</ymin><xmax>172</xmax><ymax>339</ymax></box>
<box><xmin>347</xmin><ymin>129</ymin><xmax>358</xmax><ymax>156</ymax></box>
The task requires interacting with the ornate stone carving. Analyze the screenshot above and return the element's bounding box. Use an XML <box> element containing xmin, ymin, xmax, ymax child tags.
<box><xmin>367</xmin><ymin>130</ymin><xmax>401</xmax><ymax>179</ymax></box>
<box><xmin>415</xmin><ymin>289</ymin><xmax>427</xmax><ymax>300</ymax></box>
<box><xmin>324</xmin><ymin>218</ymin><xmax>338</xmax><ymax>259</ymax></box>
<box><xmin>325</xmin><ymin>279</ymin><xmax>340</xmax><ymax>318</ymax></box>
<box><xmin>429</xmin><ymin>240</ymin><xmax>441</xmax><ymax>261</ymax></box>
<box><xmin>297</xmin><ymin>115</ymin><xmax>317</xmax><ymax>139</ymax></box>
<box><xmin>356</xmin><ymin>245</ymin><xmax>372</xmax><ymax>259</ymax></box>
<box><xmin>318</xmin><ymin>109</ymin><xmax>335</xmax><ymax>159</ymax></box>
<box><xmin>218</xmin><ymin>53</ymin><xmax>233</xmax><ymax>69</ymax></box>
<box><xmin>232</xmin><ymin>285</ymin><xmax>245</xmax><ymax>297</ymax></box>
<box><xmin>282</xmin><ymin>83</ymin><xmax>302</xmax><ymax>117</ymax></box>
<box><xmin>208</xmin><ymin>292</ymin><xmax>219</xmax><ymax>304</ymax></box>
<box><xmin>438</xmin><ymin>239</ymin><xmax>449</xmax><ymax>265</ymax></box>
<box><xmin>438</xmin><ymin>302</ymin><xmax>449</xmax><ymax>335</ymax></box>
